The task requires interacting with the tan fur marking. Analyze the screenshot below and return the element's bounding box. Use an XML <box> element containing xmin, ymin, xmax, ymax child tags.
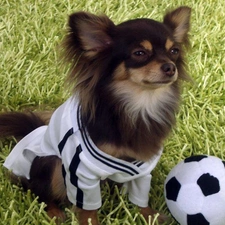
<box><xmin>98</xmin><ymin>143</ymin><xmax>147</xmax><ymax>161</ymax></box>
<box><xmin>113</xmin><ymin>62</ymin><xmax>128</xmax><ymax>81</ymax></box>
<box><xmin>140</xmin><ymin>40</ymin><xmax>152</xmax><ymax>51</ymax></box>
<box><xmin>47</xmin><ymin>203</ymin><xmax>66</xmax><ymax>223</ymax></box>
<box><xmin>51</xmin><ymin>158</ymin><xmax>67</xmax><ymax>201</ymax></box>
<box><xmin>128</xmin><ymin>61</ymin><xmax>177</xmax><ymax>87</ymax></box>
<box><xmin>140</xmin><ymin>207</ymin><xmax>169</xmax><ymax>224</ymax></box>
<box><xmin>165</xmin><ymin>39</ymin><xmax>174</xmax><ymax>51</ymax></box>
<box><xmin>129</xmin><ymin>61</ymin><xmax>160</xmax><ymax>85</ymax></box>
<box><xmin>76</xmin><ymin>208</ymin><xmax>99</xmax><ymax>225</ymax></box>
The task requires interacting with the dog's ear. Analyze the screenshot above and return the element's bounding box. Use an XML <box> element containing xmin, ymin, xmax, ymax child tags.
<box><xmin>163</xmin><ymin>6</ymin><xmax>191</xmax><ymax>43</ymax></box>
<box><xmin>68</xmin><ymin>12</ymin><xmax>115</xmax><ymax>57</ymax></box>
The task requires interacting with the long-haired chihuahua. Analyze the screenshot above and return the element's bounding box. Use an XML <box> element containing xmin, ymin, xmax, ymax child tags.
<box><xmin>0</xmin><ymin>6</ymin><xmax>191</xmax><ymax>225</ymax></box>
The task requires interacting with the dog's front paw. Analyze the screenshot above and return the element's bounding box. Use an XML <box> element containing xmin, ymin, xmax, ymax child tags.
<box><xmin>139</xmin><ymin>206</ymin><xmax>170</xmax><ymax>224</ymax></box>
<box><xmin>77</xmin><ymin>208</ymin><xmax>100</xmax><ymax>225</ymax></box>
<box><xmin>47</xmin><ymin>203</ymin><xmax>66</xmax><ymax>224</ymax></box>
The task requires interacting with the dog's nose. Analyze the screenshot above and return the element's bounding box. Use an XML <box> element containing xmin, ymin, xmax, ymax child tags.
<box><xmin>161</xmin><ymin>63</ymin><xmax>176</xmax><ymax>77</ymax></box>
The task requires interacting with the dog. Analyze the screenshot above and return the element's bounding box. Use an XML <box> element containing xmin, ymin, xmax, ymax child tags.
<box><xmin>0</xmin><ymin>6</ymin><xmax>191</xmax><ymax>225</ymax></box>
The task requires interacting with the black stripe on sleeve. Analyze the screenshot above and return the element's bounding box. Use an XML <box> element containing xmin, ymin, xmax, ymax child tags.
<box><xmin>133</xmin><ymin>161</ymin><xmax>144</xmax><ymax>167</ymax></box>
<box><xmin>58</xmin><ymin>128</ymin><xmax>74</xmax><ymax>154</ymax></box>
<box><xmin>62</xmin><ymin>164</ymin><xmax>67</xmax><ymax>187</ymax></box>
<box><xmin>69</xmin><ymin>144</ymin><xmax>84</xmax><ymax>209</ymax></box>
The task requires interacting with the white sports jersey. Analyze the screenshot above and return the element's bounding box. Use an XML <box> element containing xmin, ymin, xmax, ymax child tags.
<box><xmin>4</xmin><ymin>97</ymin><xmax>162</xmax><ymax>210</ymax></box>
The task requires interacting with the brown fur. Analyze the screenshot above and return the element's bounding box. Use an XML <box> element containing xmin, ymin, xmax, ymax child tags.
<box><xmin>0</xmin><ymin>6</ymin><xmax>191</xmax><ymax>225</ymax></box>
<box><xmin>0</xmin><ymin>112</ymin><xmax>46</xmax><ymax>140</ymax></box>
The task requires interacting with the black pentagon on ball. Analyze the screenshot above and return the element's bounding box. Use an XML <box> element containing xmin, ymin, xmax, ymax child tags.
<box><xmin>184</xmin><ymin>155</ymin><xmax>208</xmax><ymax>163</ymax></box>
<box><xmin>165</xmin><ymin>177</ymin><xmax>181</xmax><ymax>201</ymax></box>
<box><xmin>187</xmin><ymin>213</ymin><xmax>210</xmax><ymax>225</ymax></box>
<box><xmin>197</xmin><ymin>173</ymin><xmax>220</xmax><ymax>196</ymax></box>
<box><xmin>222</xmin><ymin>160</ymin><xmax>225</xmax><ymax>168</ymax></box>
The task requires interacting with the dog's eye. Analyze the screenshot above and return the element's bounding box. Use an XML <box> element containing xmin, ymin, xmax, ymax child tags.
<box><xmin>133</xmin><ymin>50</ymin><xmax>146</xmax><ymax>56</ymax></box>
<box><xmin>130</xmin><ymin>49</ymin><xmax>150</xmax><ymax>64</ymax></box>
<box><xmin>170</xmin><ymin>48</ymin><xmax>179</xmax><ymax>55</ymax></box>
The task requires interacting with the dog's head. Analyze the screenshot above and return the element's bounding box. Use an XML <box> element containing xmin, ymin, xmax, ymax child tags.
<box><xmin>63</xmin><ymin>7</ymin><xmax>191</xmax><ymax>121</ymax></box>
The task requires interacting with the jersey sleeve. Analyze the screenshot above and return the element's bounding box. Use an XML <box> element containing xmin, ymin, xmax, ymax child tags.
<box><xmin>64</xmin><ymin>155</ymin><xmax>102</xmax><ymax>210</ymax></box>
<box><xmin>126</xmin><ymin>174</ymin><xmax>152</xmax><ymax>207</ymax></box>
<box><xmin>60</xmin><ymin>134</ymin><xmax>102</xmax><ymax>210</ymax></box>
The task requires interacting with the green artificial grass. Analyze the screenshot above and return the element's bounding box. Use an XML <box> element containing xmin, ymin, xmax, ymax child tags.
<box><xmin>0</xmin><ymin>0</ymin><xmax>224</xmax><ymax>224</ymax></box>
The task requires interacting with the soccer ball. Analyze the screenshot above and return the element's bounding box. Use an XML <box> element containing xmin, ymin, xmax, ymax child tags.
<box><xmin>164</xmin><ymin>155</ymin><xmax>225</xmax><ymax>225</ymax></box>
